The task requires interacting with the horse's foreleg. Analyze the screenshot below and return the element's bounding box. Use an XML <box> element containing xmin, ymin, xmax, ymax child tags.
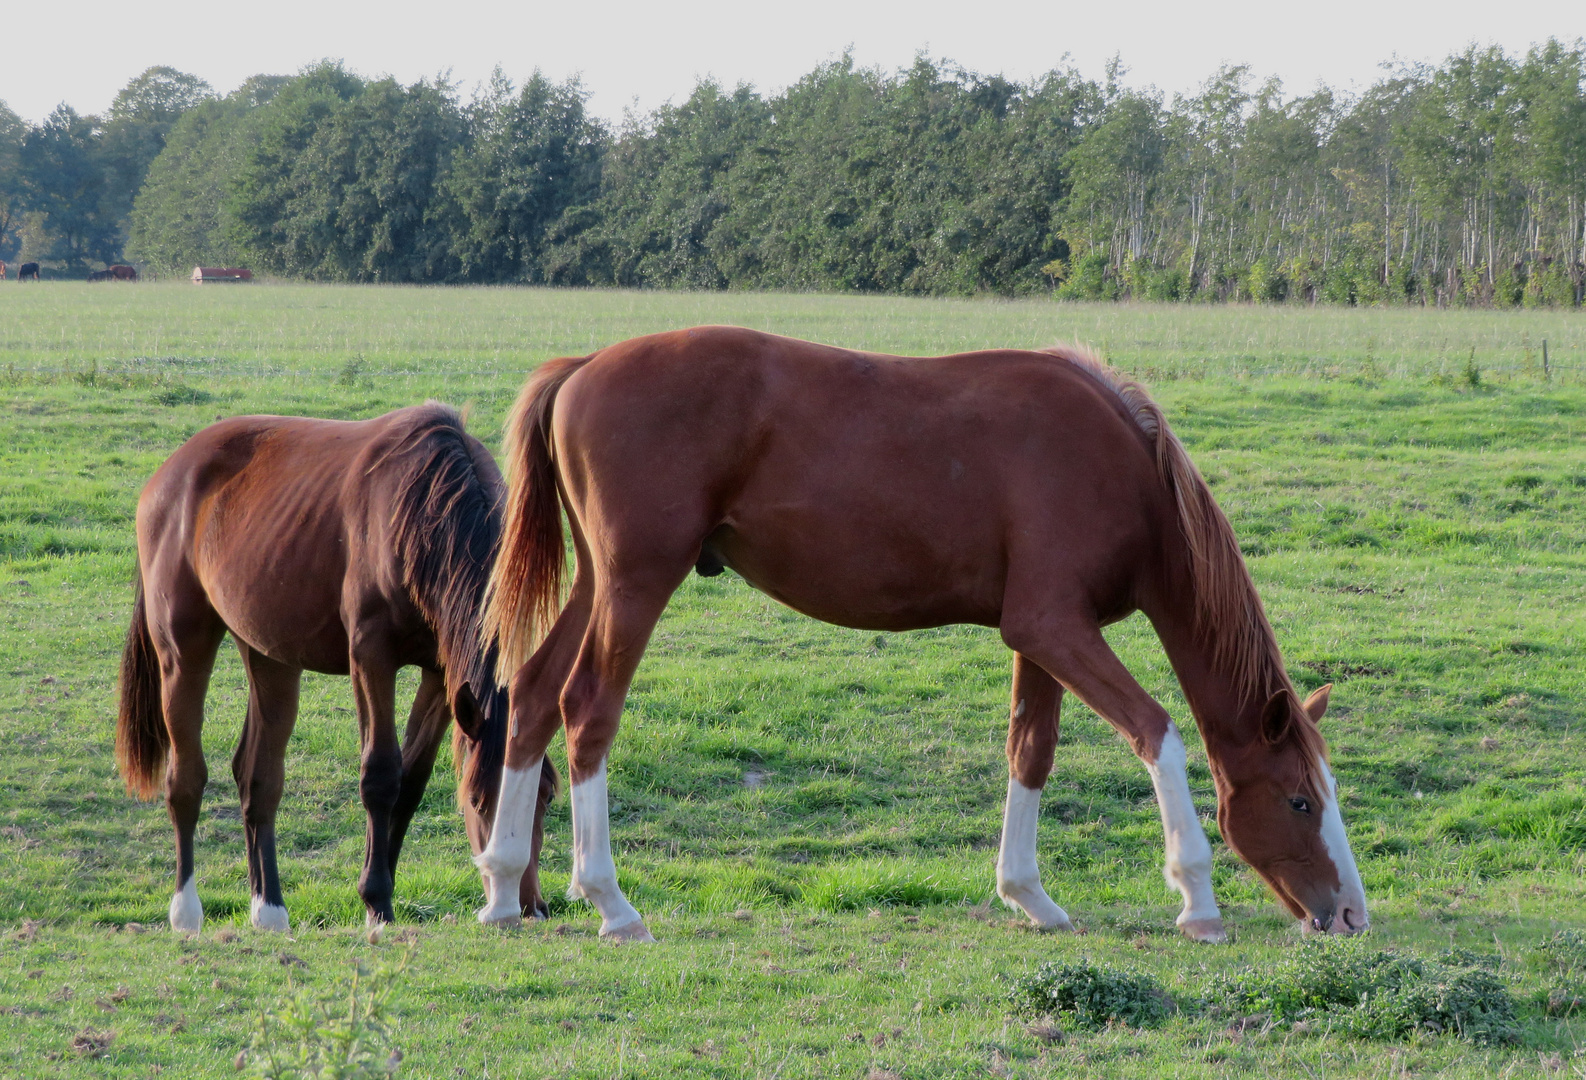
<box><xmin>350</xmin><ymin>649</ymin><xmax>402</xmax><ymax>925</ymax></box>
<box><xmin>476</xmin><ymin>583</ymin><xmax>591</xmax><ymax>926</ymax></box>
<box><xmin>995</xmin><ymin>653</ymin><xmax>1073</xmax><ymax>930</ymax></box>
<box><xmin>1006</xmin><ymin>619</ymin><xmax>1225</xmax><ymax>943</ymax></box>
<box><xmin>233</xmin><ymin>646</ymin><xmax>301</xmax><ymax>932</ymax></box>
<box><xmin>387</xmin><ymin>668</ymin><xmax>449</xmax><ymax>878</ymax></box>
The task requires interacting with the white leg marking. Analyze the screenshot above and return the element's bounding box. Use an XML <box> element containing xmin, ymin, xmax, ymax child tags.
<box><xmin>249</xmin><ymin>895</ymin><xmax>290</xmax><ymax>932</ymax></box>
<box><xmin>569</xmin><ymin>760</ymin><xmax>651</xmax><ymax>941</ymax></box>
<box><xmin>169</xmin><ymin>878</ymin><xmax>202</xmax><ymax>933</ymax></box>
<box><xmin>995</xmin><ymin>778</ymin><xmax>1072</xmax><ymax>929</ymax></box>
<box><xmin>1147</xmin><ymin>725</ymin><xmax>1224</xmax><ymax>941</ymax></box>
<box><xmin>1318</xmin><ymin>761</ymin><xmax>1369</xmax><ymax>933</ymax></box>
<box><xmin>474</xmin><ymin>759</ymin><xmax>541</xmax><ymax>925</ymax></box>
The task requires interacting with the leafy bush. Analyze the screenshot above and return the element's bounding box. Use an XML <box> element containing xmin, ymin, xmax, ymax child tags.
<box><xmin>1207</xmin><ymin>937</ymin><xmax>1519</xmax><ymax>1046</ymax></box>
<box><xmin>242</xmin><ymin>949</ymin><xmax>410</xmax><ymax>1079</ymax></box>
<box><xmin>1008</xmin><ymin>960</ymin><xmax>1172</xmax><ymax>1029</ymax></box>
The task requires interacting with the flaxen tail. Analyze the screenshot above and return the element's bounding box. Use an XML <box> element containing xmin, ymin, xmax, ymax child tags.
<box><xmin>116</xmin><ymin>575</ymin><xmax>167</xmax><ymax>800</ymax></box>
<box><xmin>483</xmin><ymin>353</ymin><xmax>595</xmax><ymax>677</ymax></box>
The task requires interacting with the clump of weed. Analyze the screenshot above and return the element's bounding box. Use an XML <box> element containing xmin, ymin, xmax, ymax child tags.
<box><xmin>1531</xmin><ymin>929</ymin><xmax>1586</xmax><ymax>1015</ymax></box>
<box><xmin>336</xmin><ymin>357</ymin><xmax>366</xmax><ymax>386</ymax></box>
<box><xmin>1463</xmin><ymin>349</ymin><xmax>1482</xmax><ymax>389</ymax></box>
<box><xmin>1535</xmin><ymin>929</ymin><xmax>1586</xmax><ymax>977</ymax></box>
<box><xmin>1206</xmin><ymin>937</ymin><xmax>1518</xmax><ymax>1045</ymax></box>
<box><xmin>241</xmin><ymin>947</ymin><xmax>410</xmax><ymax>1079</ymax></box>
<box><xmin>151</xmin><ymin>384</ymin><xmax>213</xmax><ymax>406</ymax></box>
<box><xmin>1008</xmin><ymin>959</ymin><xmax>1173</xmax><ymax>1029</ymax></box>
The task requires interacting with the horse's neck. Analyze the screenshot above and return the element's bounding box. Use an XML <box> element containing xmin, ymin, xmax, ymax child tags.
<box><xmin>1146</xmin><ymin>584</ymin><xmax>1278</xmax><ymax>757</ymax></box>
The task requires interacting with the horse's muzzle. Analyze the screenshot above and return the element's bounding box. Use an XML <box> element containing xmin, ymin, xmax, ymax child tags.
<box><xmin>1305</xmin><ymin>905</ymin><xmax>1370</xmax><ymax>935</ymax></box>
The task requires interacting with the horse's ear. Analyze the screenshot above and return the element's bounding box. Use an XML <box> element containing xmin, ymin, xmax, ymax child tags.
<box><xmin>452</xmin><ymin>682</ymin><xmax>483</xmax><ymax>741</ymax></box>
<box><xmin>1302</xmin><ymin>683</ymin><xmax>1332</xmax><ymax>723</ymax></box>
<box><xmin>1261</xmin><ymin>689</ymin><xmax>1295</xmax><ymax>746</ymax></box>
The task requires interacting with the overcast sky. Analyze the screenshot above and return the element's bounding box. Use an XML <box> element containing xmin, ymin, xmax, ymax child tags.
<box><xmin>5</xmin><ymin>0</ymin><xmax>1582</xmax><ymax>124</ymax></box>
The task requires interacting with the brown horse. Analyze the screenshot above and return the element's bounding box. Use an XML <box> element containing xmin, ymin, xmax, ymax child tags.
<box><xmin>476</xmin><ymin>327</ymin><xmax>1368</xmax><ymax>942</ymax></box>
<box><xmin>109</xmin><ymin>264</ymin><xmax>138</xmax><ymax>281</ymax></box>
<box><xmin>117</xmin><ymin>404</ymin><xmax>557</xmax><ymax>931</ymax></box>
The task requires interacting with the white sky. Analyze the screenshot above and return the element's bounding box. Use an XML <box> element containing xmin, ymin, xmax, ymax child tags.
<box><xmin>6</xmin><ymin>0</ymin><xmax>1583</xmax><ymax>124</ymax></box>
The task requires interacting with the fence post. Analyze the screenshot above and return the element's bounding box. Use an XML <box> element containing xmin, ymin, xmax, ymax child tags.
<box><xmin>1542</xmin><ymin>338</ymin><xmax>1550</xmax><ymax>383</ymax></box>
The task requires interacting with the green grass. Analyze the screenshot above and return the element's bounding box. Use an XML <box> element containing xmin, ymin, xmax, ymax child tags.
<box><xmin>3</xmin><ymin>283</ymin><xmax>1586</xmax><ymax>1076</ymax></box>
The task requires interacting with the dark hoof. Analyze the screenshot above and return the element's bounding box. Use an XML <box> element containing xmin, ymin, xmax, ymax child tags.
<box><xmin>527</xmin><ymin>899</ymin><xmax>550</xmax><ymax>921</ymax></box>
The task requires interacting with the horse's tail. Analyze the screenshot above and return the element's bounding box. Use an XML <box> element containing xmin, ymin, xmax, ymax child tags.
<box><xmin>116</xmin><ymin>574</ymin><xmax>168</xmax><ymax>800</ymax></box>
<box><xmin>483</xmin><ymin>354</ymin><xmax>594</xmax><ymax>677</ymax></box>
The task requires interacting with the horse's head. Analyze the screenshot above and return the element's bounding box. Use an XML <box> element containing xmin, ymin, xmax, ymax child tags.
<box><xmin>1214</xmin><ymin>683</ymin><xmax>1369</xmax><ymax>935</ymax></box>
<box><xmin>449</xmin><ymin>680</ymin><xmax>512</xmax><ymax>857</ymax></box>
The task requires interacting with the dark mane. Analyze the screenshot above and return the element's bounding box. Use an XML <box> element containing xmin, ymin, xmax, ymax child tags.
<box><xmin>384</xmin><ymin>403</ymin><xmax>514</xmax><ymax>815</ymax></box>
<box><xmin>1038</xmin><ymin>346</ymin><xmax>1328</xmax><ymax>792</ymax></box>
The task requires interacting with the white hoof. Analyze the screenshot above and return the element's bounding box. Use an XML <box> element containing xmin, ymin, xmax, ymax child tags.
<box><xmin>169</xmin><ymin>880</ymin><xmax>203</xmax><ymax>933</ymax></box>
<box><xmin>250</xmin><ymin>897</ymin><xmax>290</xmax><ymax>932</ymax></box>
<box><xmin>600</xmin><ymin>918</ymin><xmax>655</xmax><ymax>943</ymax></box>
<box><xmin>998</xmin><ymin>881</ymin><xmax>1074</xmax><ymax>931</ymax></box>
<box><xmin>1178</xmin><ymin>916</ymin><xmax>1228</xmax><ymax>944</ymax></box>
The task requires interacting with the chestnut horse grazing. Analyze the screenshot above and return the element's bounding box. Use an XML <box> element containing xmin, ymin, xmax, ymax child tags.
<box><xmin>479</xmin><ymin>327</ymin><xmax>1368</xmax><ymax>942</ymax></box>
<box><xmin>117</xmin><ymin>404</ymin><xmax>557</xmax><ymax>931</ymax></box>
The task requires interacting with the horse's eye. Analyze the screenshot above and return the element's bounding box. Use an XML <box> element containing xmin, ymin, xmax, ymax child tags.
<box><xmin>1289</xmin><ymin>797</ymin><xmax>1312</xmax><ymax>814</ymax></box>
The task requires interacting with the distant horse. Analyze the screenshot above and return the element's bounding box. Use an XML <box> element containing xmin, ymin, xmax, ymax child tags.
<box><xmin>476</xmin><ymin>327</ymin><xmax>1368</xmax><ymax>942</ymax></box>
<box><xmin>118</xmin><ymin>404</ymin><xmax>558</xmax><ymax>931</ymax></box>
<box><xmin>87</xmin><ymin>270</ymin><xmax>112</xmax><ymax>282</ymax></box>
<box><xmin>18</xmin><ymin>262</ymin><xmax>39</xmax><ymax>281</ymax></box>
<box><xmin>0</xmin><ymin>260</ymin><xmax>6</xmax><ymax>279</ymax></box>
<box><xmin>110</xmin><ymin>264</ymin><xmax>138</xmax><ymax>281</ymax></box>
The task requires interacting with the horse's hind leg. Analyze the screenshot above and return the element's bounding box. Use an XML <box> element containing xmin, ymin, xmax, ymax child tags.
<box><xmin>995</xmin><ymin>652</ymin><xmax>1074</xmax><ymax>931</ymax></box>
<box><xmin>149</xmin><ymin>588</ymin><xmax>224</xmax><ymax>933</ymax></box>
<box><xmin>387</xmin><ymin>667</ymin><xmax>449</xmax><ymax>879</ymax></box>
<box><xmin>560</xmin><ymin>580</ymin><xmax>680</xmax><ymax>942</ymax></box>
<box><xmin>232</xmin><ymin>645</ymin><xmax>301</xmax><ymax>931</ymax></box>
<box><xmin>475</xmin><ymin>578</ymin><xmax>592</xmax><ymax>926</ymax></box>
<box><xmin>350</xmin><ymin>648</ymin><xmax>402</xmax><ymax>925</ymax></box>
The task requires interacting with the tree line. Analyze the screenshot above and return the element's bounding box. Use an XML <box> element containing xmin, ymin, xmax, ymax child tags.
<box><xmin>1</xmin><ymin>44</ymin><xmax>1583</xmax><ymax>305</ymax></box>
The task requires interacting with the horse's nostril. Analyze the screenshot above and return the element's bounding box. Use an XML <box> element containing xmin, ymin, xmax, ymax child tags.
<box><xmin>1341</xmin><ymin>907</ymin><xmax>1368</xmax><ymax>932</ymax></box>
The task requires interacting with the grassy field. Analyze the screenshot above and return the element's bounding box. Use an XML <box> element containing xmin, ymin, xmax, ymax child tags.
<box><xmin>2</xmin><ymin>283</ymin><xmax>1586</xmax><ymax>1077</ymax></box>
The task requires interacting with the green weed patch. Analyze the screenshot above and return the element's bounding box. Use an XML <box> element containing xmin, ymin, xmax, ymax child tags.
<box><xmin>1207</xmin><ymin>938</ymin><xmax>1521</xmax><ymax>1045</ymax></box>
<box><xmin>1008</xmin><ymin>959</ymin><xmax>1174</xmax><ymax>1029</ymax></box>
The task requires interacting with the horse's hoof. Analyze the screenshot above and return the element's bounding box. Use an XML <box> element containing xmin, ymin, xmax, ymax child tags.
<box><xmin>600</xmin><ymin>919</ymin><xmax>655</xmax><ymax>943</ymax></box>
<box><xmin>527</xmin><ymin>899</ymin><xmax>550</xmax><ymax>921</ymax></box>
<box><xmin>249</xmin><ymin>898</ymin><xmax>290</xmax><ymax>933</ymax></box>
<box><xmin>477</xmin><ymin>906</ymin><xmax>523</xmax><ymax>929</ymax></box>
<box><xmin>1031</xmin><ymin>914</ymin><xmax>1076</xmax><ymax>933</ymax></box>
<box><xmin>1178</xmin><ymin>917</ymin><xmax>1228</xmax><ymax>944</ymax></box>
<box><xmin>169</xmin><ymin>883</ymin><xmax>203</xmax><ymax>934</ymax></box>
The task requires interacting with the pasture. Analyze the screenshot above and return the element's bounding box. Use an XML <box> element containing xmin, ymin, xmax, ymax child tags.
<box><xmin>2</xmin><ymin>284</ymin><xmax>1586</xmax><ymax>1077</ymax></box>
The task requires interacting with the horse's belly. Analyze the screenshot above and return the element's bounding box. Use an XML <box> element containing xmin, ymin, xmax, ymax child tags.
<box><xmin>712</xmin><ymin>524</ymin><xmax>1003</xmax><ymax>631</ymax></box>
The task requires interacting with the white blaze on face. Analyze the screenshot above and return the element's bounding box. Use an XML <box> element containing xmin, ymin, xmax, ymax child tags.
<box><xmin>169</xmin><ymin>878</ymin><xmax>202</xmax><ymax>933</ymax></box>
<box><xmin>250</xmin><ymin>895</ymin><xmax>290</xmax><ymax>932</ymax></box>
<box><xmin>1317</xmin><ymin>760</ymin><xmax>1369</xmax><ymax>932</ymax></box>
<box><xmin>568</xmin><ymin>759</ymin><xmax>650</xmax><ymax>939</ymax></box>
<box><xmin>474</xmin><ymin>758</ymin><xmax>542</xmax><ymax>924</ymax></box>
<box><xmin>995</xmin><ymin>777</ymin><xmax>1072</xmax><ymax>929</ymax></box>
<box><xmin>1145</xmin><ymin>724</ymin><xmax>1221</xmax><ymax>928</ymax></box>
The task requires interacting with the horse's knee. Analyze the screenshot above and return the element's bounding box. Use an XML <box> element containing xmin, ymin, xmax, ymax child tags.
<box><xmin>359</xmin><ymin>752</ymin><xmax>403</xmax><ymax>809</ymax></box>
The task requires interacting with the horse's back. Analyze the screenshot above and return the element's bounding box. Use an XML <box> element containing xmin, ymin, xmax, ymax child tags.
<box><xmin>137</xmin><ymin>407</ymin><xmax>463</xmax><ymax>669</ymax></box>
<box><xmin>552</xmin><ymin>327</ymin><xmax>1171</xmax><ymax>630</ymax></box>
